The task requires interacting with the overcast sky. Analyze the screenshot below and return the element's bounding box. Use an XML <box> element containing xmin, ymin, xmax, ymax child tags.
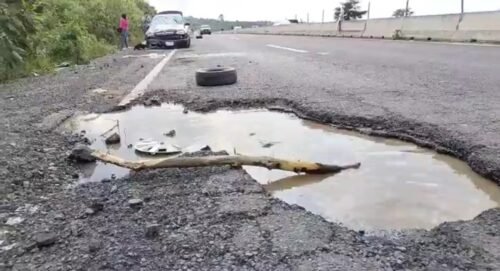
<box><xmin>148</xmin><ymin>0</ymin><xmax>500</xmax><ymax>22</ymax></box>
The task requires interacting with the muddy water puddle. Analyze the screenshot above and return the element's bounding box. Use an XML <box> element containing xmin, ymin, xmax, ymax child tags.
<box><xmin>66</xmin><ymin>104</ymin><xmax>500</xmax><ymax>231</ymax></box>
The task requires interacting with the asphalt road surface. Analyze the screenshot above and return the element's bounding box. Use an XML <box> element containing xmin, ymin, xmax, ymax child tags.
<box><xmin>1</xmin><ymin>34</ymin><xmax>500</xmax><ymax>270</ymax></box>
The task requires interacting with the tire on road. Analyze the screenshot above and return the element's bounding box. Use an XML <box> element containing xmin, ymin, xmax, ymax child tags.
<box><xmin>180</xmin><ymin>39</ymin><xmax>191</xmax><ymax>49</ymax></box>
<box><xmin>195</xmin><ymin>67</ymin><xmax>237</xmax><ymax>86</ymax></box>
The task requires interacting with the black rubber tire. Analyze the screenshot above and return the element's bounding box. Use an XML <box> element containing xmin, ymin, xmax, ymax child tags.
<box><xmin>195</xmin><ymin>67</ymin><xmax>237</xmax><ymax>86</ymax></box>
<box><xmin>179</xmin><ymin>39</ymin><xmax>190</xmax><ymax>49</ymax></box>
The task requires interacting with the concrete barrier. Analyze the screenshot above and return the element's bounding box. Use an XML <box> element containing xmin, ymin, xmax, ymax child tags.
<box><xmin>363</xmin><ymin>17</ymin><xmax>403</xmax><ymax>38</ymax></box>
<box><xmin>460</xmin><ymin>11</ymin><xmax>500</xmax><ymax>31</ymax></box>
<box><xmin>341</xmin><ymin>21</ymin><xmax>365</xmax><ymax>32</ymax></box>
<box><xmin>235</xmin><ymin>11</ymin><xmax>500</xmax><ymax>43</ymax></box>
<box><xmin>453</xmin><ymin>11</ymin><xmax>500</xmax><ymax>42</ymax></box>
<box><xmin>399</xmin><ymin>13</ymin><xmax>459</xmax><ymax>40</ymax></box>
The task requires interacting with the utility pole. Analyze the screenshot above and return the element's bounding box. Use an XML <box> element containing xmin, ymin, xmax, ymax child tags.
<box><xmin>405</xmin><ymin>0</ymin><xmax>410</xmax><ymax>16</ymax></box>
<box><xmin>457</xmin><ymin>0</ymin><xmax>465</xmax><ymax>30</ymax></box>
<box><xmin>366</xmin><ymin>1</ymin><xmax>371</xmax><ymax>20</ymax></box>
<box><xmin>307</xmin><ymin>12</ymin><xmax>309</xmax><ymax>23</ymax></box>
<box><xmin>364</xmin><ymin>1</ymin><xmax>371</xmax><ymax>31</ymax></box>
<box><xmin>337</xmin><ymin>6</ymin><xmax>344</xmax><ymax>32</ymax></box>
<box><xmin>322</xmin><ymin>9</ymin><xmax>325</xmax><ymax>23</ymax></box>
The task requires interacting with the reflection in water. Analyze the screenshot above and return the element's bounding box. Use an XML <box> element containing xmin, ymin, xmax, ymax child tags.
<box><xmin>263</xmin><ymin>174</ymin><xmax>335</xmax><ymax>193</ymax></box>
<box><xmin>64</xmin><ymin>104</ymin><xmax>500</xmax><ymax>231</ymax></box>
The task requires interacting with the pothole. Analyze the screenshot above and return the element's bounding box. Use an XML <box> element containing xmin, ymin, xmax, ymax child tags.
<box><xmin>64</xmin><ymin>104</ymin><xmax>500</xmax><ymax>231</ymax></box>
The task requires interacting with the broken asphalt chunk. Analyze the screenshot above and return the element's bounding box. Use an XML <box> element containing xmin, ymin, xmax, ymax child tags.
<box><xmin>69</xmin><ymin>144</ymin><xmax>96</xmax><ymax>163</ymax></box>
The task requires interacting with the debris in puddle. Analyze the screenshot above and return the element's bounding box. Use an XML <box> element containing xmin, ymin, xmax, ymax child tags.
<box><xmin>91</xmin><ymin>149</ymin><xmax>361</xmax><ymax>174</ymax></box>
<box><xmin>134</xmin><ymin>140</ymin><xmax>181</xmax><ymax>156</ymax></box>
<box><xmin>99</xmin><ymin>120</ymin><xmax>119</xmax><ymax>136</ymax></box>
<box><xmin>164</xmin><ymin>129</ymin><xmax>176</xmax><ymax>137</ymax></box>
<box><xmin>65</xmin><ymin>104</ymin><xmax>500</xmax><ymax>230</ymax></box>
<box><xmin>69</xmin><ymin>144</ymin><xmax>96</xmax><ymax>163</ymax></box>
<box><xmin>183</xmin><ymin>144</ymin><xmax>211</xmax><ymax>153</ymax></box>
<box><xmin>105</xmin><ymin>132</ymin><xmax>121</xmax><ymax>145</ymax></box>
<box><xmin>259</xmin><ymin>141</ymin><xmax>280</xmax><ymax>148</ymax></box>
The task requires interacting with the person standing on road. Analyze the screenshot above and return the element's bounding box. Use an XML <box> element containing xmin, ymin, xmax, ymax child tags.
<box><xmin>119</xmin><ymin>14</ymin><xmax>129</xmax><ymax>50</ymax></box>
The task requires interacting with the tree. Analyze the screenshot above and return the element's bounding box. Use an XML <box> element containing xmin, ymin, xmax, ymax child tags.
<box><xmin>334</xmin><ymin>0</ymin><xmax>367</xmax><ymax>21</ymax></box>
<box><xmin>1</xmin><ymin>0</ymin><xmax>155</xmax><ymax>82</ymax></box>
<box><xmin>0</xmin><ymin>0</ymin><xmax>35</xmax><ymax>78</ymax></box>
<box><xmin>393</xmin><ymin>8</ymin><xmax>414</xmax><ymax>17</ymax></box>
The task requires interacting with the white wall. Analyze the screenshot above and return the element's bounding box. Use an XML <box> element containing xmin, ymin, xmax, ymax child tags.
<box><xmin>236</xmin><ymin>11</ymin><xmax>500</xmax><ymax>42</ymax></box>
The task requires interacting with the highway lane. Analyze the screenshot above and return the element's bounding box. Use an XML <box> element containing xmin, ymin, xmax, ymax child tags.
<box><xmin>147</xmin><ymin>34</ymin><xmax>500</xmax><ymax>167</ymax></box>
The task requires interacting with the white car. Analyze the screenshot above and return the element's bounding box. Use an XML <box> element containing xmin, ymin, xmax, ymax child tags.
<box><xmin>145</xmin><ymin>11</ymin><xmax>191</xmax><ymax>49</ymax></box>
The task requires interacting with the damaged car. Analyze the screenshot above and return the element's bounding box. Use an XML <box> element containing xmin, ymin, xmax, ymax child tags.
<box><xmin>145</xmin><ymin>11</ymin><xmax>191</xmax><ymax>49</ymax></box>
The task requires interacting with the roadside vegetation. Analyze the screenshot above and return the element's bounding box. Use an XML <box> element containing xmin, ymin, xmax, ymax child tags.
<box><xmin>334</xmin><ymin>0</ymin><xmax>367</xmax><ymax>21</ymax></box>
<box><xmin>0</xmin><ymin>0</ymin><xmax>155</xmax><ymax>82</ymax></box>
<box><xmin>393</xmin><ymin>8</ymin><xmax>415</xmax><ymax>17</ymax></box>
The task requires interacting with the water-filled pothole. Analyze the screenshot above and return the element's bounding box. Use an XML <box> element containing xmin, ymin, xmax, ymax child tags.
<box><xmin>66</xmin><ymin>104</ymin><xmax>500</xmax><ymax>231</ymax></box>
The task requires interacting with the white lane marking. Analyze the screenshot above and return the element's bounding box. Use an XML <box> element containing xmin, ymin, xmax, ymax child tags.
<box><xmin>178</xmin><ymin>52</ymin><xmax>245</xmax><ymax>59</ymax></box>
<box><xmin>317</xmin><ymin>52</ymin><xmax>330</xmax><ymax>55</ymax></box>
<box><xmin>230</xmin><ymin>37</ymin><xmax>240</xmax><ymax>40</ymax></box>
<box><xmin>266</xmin><ymin>44</ymin><xmax>308</xmax><ymax>53</ymax></box>
<box><xmin>119</xmin><ymin>49</ymin><xmax>176</xmax><ymax>106</ymax></box>
<box><xmin>122</xmin><ymin>53</ymin><xmax>166</xmax><ymax>59</ymax></box>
